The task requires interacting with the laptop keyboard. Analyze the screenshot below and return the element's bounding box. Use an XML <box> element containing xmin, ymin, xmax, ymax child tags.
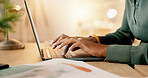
<box><xmin>41</xmin><ymin>41</ymin><xmax>94</xmax><ymax>59</ymax></box>
<box><xmin>42</xmin><ymin>47</ymin><xmax>76</xmax><ymax>59</ymax></box>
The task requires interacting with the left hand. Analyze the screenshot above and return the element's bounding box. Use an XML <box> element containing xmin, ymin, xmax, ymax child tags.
<box><xmin>52</xmin><ymin>37</ymin><xmax>108</xmax><ymax>57</ymax></box>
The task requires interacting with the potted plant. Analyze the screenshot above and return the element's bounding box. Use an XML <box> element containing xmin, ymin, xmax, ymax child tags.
<box><xmin>0</xmin><ymin>0</ymin><xmax>24</xmax><ymax>50</ymax></box>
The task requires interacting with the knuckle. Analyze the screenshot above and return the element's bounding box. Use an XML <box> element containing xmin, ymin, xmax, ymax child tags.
<box><xmin>72</xmin><ymin>44</ymin><xmax>76</xmax><ymax>47</ymax></box>
<box><xmin>61</xmin><ymin>34</ymin><xmax>69</xmax><ymax>39</ymax></box>
<box><xmin>71</xmin><ymin>37</ymin><xmax>78</xmax><ymax>41</ymax></box>
<box><xmin>61</xmin><ymin>34</ymin><xmax>65</xmax><ymax>36</ymax></box>
<box><xmin>68</xmin><ymin>37</ymin><xmax>73</xmax><ymax>41</ymax></box>
<box><xmin>62</xmin><ymin>42</ymin><xmax>67</xmax><ymax>45</ymax></box>
<box><xmin>70</xmin><ymin>37</ymin><xmax>74</xmax><ymax>40</ymax></box>
<box><xmin>77</xmin><ymin>40</ymin><xmax>81</xmax><ymax>44</ymax></box>
<box><xmin>60</xmin><ymin>34</ymin><xmax>65</xmax><ymax>38</ymax></box>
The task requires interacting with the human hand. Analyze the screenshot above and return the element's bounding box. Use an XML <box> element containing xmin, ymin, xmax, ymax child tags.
<box><xmin>51</xmin><ymin>34</ymin><xmax>98</xmax><ymax>49</ymax></box>
<box><xmin>51</xmin><ymin>34</ymin><xmax>108</xmax><ymax>57</ymax></box>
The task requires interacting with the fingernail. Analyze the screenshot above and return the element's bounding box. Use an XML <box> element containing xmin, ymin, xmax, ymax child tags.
<box><xmin>62</xmin><ymin>52</ymin><xmax>65</xmax><ymax>56</ymax></box>
<box><xmin>69</xmin><ymin>47</ymin><xmax>72</xmax><ymax>51</ymax></box>
<box><xmin>57</xmin><ymin>45</ymin><xmax>61</xmax><ymax>49</ymax></box>
<box><xmin>62</xmin><ymin>55</ymin><xmax>66</xmax><ymax>58</ymax></box>
<box><xmin>53</xmin><ymin>43</ymin><xmax>56</xmax><ymax>46</ymax></box>
<box><xmin>50</xmin><ymin>41</ymin><xmax>54</xmax><ymax>44</ymax></box>
<box><xmin>52</xmin><ymin>44</ymin><xmax>56</xmax><ymax>49</ymax></box>
<box><xmin>52</xmin><ymin>45</ymin><xmax>55</xmax><ymax>49</ymax></box>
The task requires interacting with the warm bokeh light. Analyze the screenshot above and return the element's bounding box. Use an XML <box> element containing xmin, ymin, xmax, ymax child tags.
<box><xmin>107</xmin><ymin>9</ymin><xmax>117</xmax><ymax>18</ymax></box>
<box><xmin>3</xmin><ymin>0</ymin><xmax>125</xmax><ymax>42</ymax></box>
<box><xmin>15</xmin><ymin>5</ymin><xmax>21</xmax><ymax>11</ymax></box>
<box><xmin>77</xmin><ymin>6</ymin><xmax>90</xmax><ymax>20</ymax></box>
<box><xmin>94</xmin><ymin>20</ymin><xmax>99</xmax><ymax>26</ymax></box>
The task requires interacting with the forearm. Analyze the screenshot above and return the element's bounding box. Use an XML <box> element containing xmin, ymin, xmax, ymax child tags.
<box><xmin>106</xmin><ymin>43</ymin><xmax>148</xmax><ymax>65</ymax></box>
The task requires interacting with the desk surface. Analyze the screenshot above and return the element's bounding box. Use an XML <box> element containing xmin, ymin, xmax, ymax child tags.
<box><xmin>135</xmin><ymin>65</ymin><xmax>148</xmax><ymax>77</ymax></box>
<box><xmin>0</xmin><ymin>43</ymin><xmax>147</xmax><ymax>77</ymax></box>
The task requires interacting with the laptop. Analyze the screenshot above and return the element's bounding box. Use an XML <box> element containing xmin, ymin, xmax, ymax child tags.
<box><xmin>24</xmin><ymin>0</ymin><xmax>105</xmax><ymax>61</ymax></box>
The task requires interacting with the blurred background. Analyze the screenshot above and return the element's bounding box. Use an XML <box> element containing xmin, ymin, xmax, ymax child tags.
<box><xmin>0</xmin><ymin>0</ymin><xmax>126</xmax><ymax>42</ymax></box>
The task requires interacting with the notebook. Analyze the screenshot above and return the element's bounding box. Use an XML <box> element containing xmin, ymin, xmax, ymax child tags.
<box><xmin>24</xmin><ymin>0</ymin><xmax>105</xmax><ymax>61</ymax></box>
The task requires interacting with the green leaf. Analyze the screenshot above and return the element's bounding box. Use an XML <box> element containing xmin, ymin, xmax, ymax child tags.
<box><xmin>8</xmin><ymin>28</ymin><xmax>15</xmax><ymax>33</ymax></box>
<box><xmin>0</xmin><ymin>0</ymin><xmax>24</xmax><ymax>37</ymax></box>
<box><xmin>1</xmin><ymin>22</ymin><xmax>11</xmax><ymax>28</ymax></box>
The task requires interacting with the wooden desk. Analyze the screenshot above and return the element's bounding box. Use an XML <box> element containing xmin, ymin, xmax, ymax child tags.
<box><xmin>87</xmin><ymin>62</ymin><xmax>143</xmax><ymax>77</ymax></box>
<box><xmin>135</xmin><ymin>65</ymin><xmax>148</xmax><ymax>77</ymax></box>
<box><xmin>0</xmin><ymin>43</ymin><xmax>42</xmax><ymax>66</ymax></box>
<box><xmin>0</xmin><ymin>43</ymin><xmax>145</xmax><ymax>77</ymax></box>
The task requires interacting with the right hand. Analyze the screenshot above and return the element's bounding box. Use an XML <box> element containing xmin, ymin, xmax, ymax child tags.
<box><xmin>50</xmin><ymin>34</ymin><xmax>107</xmax><ymax>57</ymax></box>
<box><xmin>50</xmin><ymin>34</ymin><xmax>97</xmax><ymax>49</ymax></box>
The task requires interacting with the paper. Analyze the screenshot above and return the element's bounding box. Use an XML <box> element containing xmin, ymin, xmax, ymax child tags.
<box><xmin>0</xmin><ymin>59</ymin><xmax>122</xmax><ymax>78</ymax></box>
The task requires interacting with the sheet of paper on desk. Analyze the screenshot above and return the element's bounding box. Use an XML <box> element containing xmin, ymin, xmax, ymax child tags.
<box><xmin>0</xmin><ymin>59</ymin><xmax>122</xmax><ymax>78</ymax></box>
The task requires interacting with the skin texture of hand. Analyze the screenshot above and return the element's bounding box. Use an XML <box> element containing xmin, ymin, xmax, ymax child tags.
<box><xmin>51</xmin><ymin>34</ymin><xmax>108</xmax><ymax>57</ymax></box>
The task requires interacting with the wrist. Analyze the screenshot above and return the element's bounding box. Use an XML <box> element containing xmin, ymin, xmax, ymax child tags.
<box><xmin>89</xmin><ymin>37</ymin><xmax>98</xmax><ymax>43</ymax></box>
<box><xmin>88</xmin><ymin>34</ymin><xmax>101</xmax><ymax>44</ymax></box>
<box><xmin>101</xmin><ymin>45</ymin><xmax>108</xmax><ymax>57</ymax></box>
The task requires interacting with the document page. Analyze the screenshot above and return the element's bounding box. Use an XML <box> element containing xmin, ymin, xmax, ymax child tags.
<box><xmin>0</xmin><ymin>59</ymin><xmax>122</xmax><ymax>78</ymax></box>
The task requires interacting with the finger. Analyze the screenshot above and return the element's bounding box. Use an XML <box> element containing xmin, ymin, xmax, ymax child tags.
<box><xmin>69</xmin><ymin>43</ymin><xmax>81</xmax><ymax>51</ymax></box>
<box><xmin>51</xmin><ymin>34</ymin><xmax>68</xmax><ymax>45</ymax></box>
<box><xmin>52</xmin><ymin>37</ymin><xmax>71</xmax><ymax>49</ymax></box>
<box><xmin>50</xmin><ymin>36</ymin><xmax>61</xmax><ymax>45</ymax></box>
<box><xmin>57</xmin><ymin>38</ymin><xmax>77</xmax><ymax>49</ymax></box>
<box><xmin>52</xmin><ymin>35</ymin><xmax>69</xmax><ymax>49</ymax></box>
<box><xmin>62</xmin><ymin>44</ymin><xmax>72</xmax><ymax>57</ymax></box>
<box><xmin>52</xmin><ymin>39</ymin><xmax>65</xmax><ymax>49</ymax></box>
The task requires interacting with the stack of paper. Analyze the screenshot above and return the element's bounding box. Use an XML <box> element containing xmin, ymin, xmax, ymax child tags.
<box><xmin>0</xmin><ymin>59</ymin><xmax>122</xmax><ymax>78</ymax></box>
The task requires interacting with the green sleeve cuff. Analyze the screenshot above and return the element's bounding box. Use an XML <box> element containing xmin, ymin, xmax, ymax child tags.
<box><xmin>130</xmin><ymin>43</ymin><xmax>148</xmax><ymax>65</ymax></box>
<box><xmin>106</xmin><ymin>45</ymin><xmax>132</xmax><ymax>64</ymax></box>
<box><xmin>106</xmin><ymin>43</ymin><xmax>148</xmax><ymax>65</ymax></box>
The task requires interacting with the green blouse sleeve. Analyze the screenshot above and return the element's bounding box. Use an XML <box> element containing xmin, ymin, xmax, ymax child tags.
<box><xmin>99</xmin><ymin>9</ymin><xmax>134</xmax><ymax>45</ymax></box>
<box><xmin>106</xmin><ymin>43</ymin><xmax>148</xmax><ymax>65</ymax></box>
<box><xmin>98</xmin><ymin>8</ymin><xmax>148</xmax><ymax>65</ymax></box>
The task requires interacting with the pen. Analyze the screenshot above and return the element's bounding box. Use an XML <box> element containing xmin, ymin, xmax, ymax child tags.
<box><xmin>0</xmin><ymin>63</ymin><xmax>9</xmax><ymax>70</ymax></box>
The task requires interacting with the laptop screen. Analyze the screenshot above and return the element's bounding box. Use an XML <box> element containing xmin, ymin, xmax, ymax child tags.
<box><xmin>24</xmin><ymin>0</ymin><xmax>43</xmax><ymax>60</ymax></box>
